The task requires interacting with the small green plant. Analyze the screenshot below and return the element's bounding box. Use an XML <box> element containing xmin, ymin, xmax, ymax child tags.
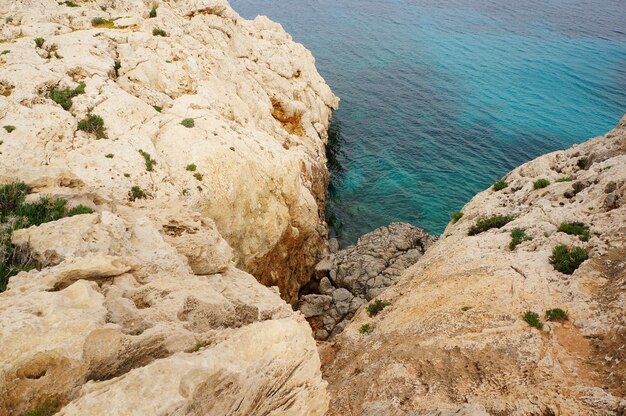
<box><xmin>91</xmin><ymin>17</ymin><xmax>115</xmax><ymax>28</ymax></box>
<box><xmin>493</xmin><ymin>180</ymin><xmax>508</xmax><ymax>191</ymax></box>
<box><xmin>186</xmin><ymin>163</ymin><xmax>196</xmax><ymax>171</ymax></box>
<box><xmin>113</xmin><ymin>60</ymin><xmax>121</xmax><ymax>77</ymax></box>
<box><xmin>3</xmin><ymin>125</ymin><xmax>15</xmax><ymax>133</ymax></box>
<box><xmin>557</xmin><ymin>222</ymin><xmax>590</xmax><ymax>242</ymax></box>
<box><xmin>533</xmin><ymin>178</ymin><xmax>550</xmax><ymax>190</ymax></box>
<box><xmin>153</xmin><ymin>105</ymin><xmax>162</xmax><ymax>112</ymax></box>
<box><xmin>77</xmin><ymin>113</ymin><xmax>107</xmax><ymax>139</ymax></box>
<box><xmin>34</xmin><ymin>37</ymin><xmax>45</xmax><ymax>48</ymax></box>
<box><xmin>523</xmin><ymin>311</ymin><xmax>543</xmax><ymax>330</ymax></box>
<box><xmin>61</xmin><ymin>0</ymin><xmax>79</xmax><ymax>6</ymax></box>
<box><xmin>1</xmin><ymin>50</ymin><xmax>9</xmax><ymax>55</ymax></box>
<box><xmin>5</xmin><ymin>17</ymin><xmax>13</xmax><ymax>24</ymax></box>
<box><xmin>545</xmin><ymin>308</ymin><xmax>568</xmax><ymax>321</ymax></box>
<box><xmin>450</xmin><ymin>211</ymin><xmax>463</xmax><ymax>223</ymax></box>
<box><xmin>149</xmin><ymin>6</ymin><xmax>157</xmax><ymax>18</ymax></box>
<box><xmin>181</xmin><ymin>118</ymin><xmax>194</xmax><ymax>128</ymax></box>
<box><xmin>49</xmin><ymin>82</ymin><xmax>85</xmax><ymax>111</ymax></box>
<box><xmin>138</xmin><ymin>150</ymin><xmax>156</xmax><ymax>171</ymax></box>
<box><xmin>509</xmin><ymin>228</ymin><xmax>531</xmax><ymax>250</ymax></box>
<box><xmin>549</xmin><ymin>244</ymin><xmax>588</xmax><ymax>274</ymax></box>
<box><xmin>359</xmin><ymin>323</ymin><xmax>371</xmax><ymax>334</ymax></box>
<box><xmin>193</xmin><ymin>339</ymin><xmax>209</xmax><ymax>351</ymax></box>
<box><xmin>468</xmin><ymin>214</ymin><xmax>514</xmax><ymax>236</ymax></box>
<box><xmin>23</xmin><ymin>397</ymin><xmax>60</xmax><ymax>416</ymax></box>
<box><xmin>556</xmin><ymin>177</ymin><xmax>573</xmax><ymax>183</ymax></box>
<box><xmin>461</xmin><ymin>306</ymin><xmax>472</xmax><ymax>311</ymax></box>
<box><xmin>152</xmin><ymin>28</ymin><xmax>167</xmax><ymax>37</ymax></box>
<box><xmin>366</xmin><ymin>299</ymin><xmax>388</xmax><ymax>317</ymax></box>
<box><xmin>123</xmin><ymin>173</ymin><xmax>130</xmax><ymax>178</ymax></box>
<box><xmin>193</xmin><ymin>172</ymin><xmax>203</xmax><ymax>181</ymax></box>
<box><xmin>128</xmin><ymin>186</ymin><xmax>147</xmax><ymax>201</ymax></box>
<box><xmin>105</xmin><ymin>153</ymin><xmax>114</xmax><ymax>158</ymax></box>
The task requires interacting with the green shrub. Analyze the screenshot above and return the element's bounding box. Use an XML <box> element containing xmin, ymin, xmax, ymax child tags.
<box><xmin>556</xmin><ymin>177</ymin><xmax>573</xmax><ymax>183</ymax></box>
<box><xmin>123</xmin><ymin>173</ymin><xmax>130</xmax><ymax>178</ymax></box>
<box><xmin>105</xmin><ymin>153</ymin><xmax>114</xmax><ymax>158</ymax></box>
<box><xmin>138</xmin><ymin>150</ymin><xmax>156</xmax><ymax>171</ymax></box>
<box><xmin>359</xmin><ymin>324</ymin><xmax>371</xmax><ymax>334</ymax></box>
<box><xmin>366</xmin><ymin>299</ymin><xmax>388</xmax><ymax>317</ymax></box>
<box><xmin>450</xmin><ymin>211</ymin><xmax>463</xmax><ymax>223</ymax></box>
<box><xmin>113</xmin><ymin>60</ymin><xmax>121</xmax><ymax>77</ymax></box>
<box><xmin>493</xmin><ymin>180</ymin><xmax>508</xmax><ymax>191</ymax></box>
<box><xmin>23</xmin><ymin>397</ymin><xmax>60</xmax><ymax>416</ymax></box>
<box><xmin>61</xmin><ymin>0</ymin><xmax>79</xmax><ymax>6</ymax></box>
<box><xmin>523</xmin><ymin>311</ymin><xmax>543</xmax><ymax>329</ymax></box>
<box><xmin>533</xmin><ymin>178</ymin><xmax>550</xmax><ymax>189</ymax></box>
<box><xmin>91</xmin><ymin>17</ymin><xmax>115</xmax><ymax>28</ymax></box>
<box><xmin>509</xmin><ymin>228</ymin><xmax>531</xmax><ymax>250</ymax></box>
<box><xmin>193</xmin><ymin>172</ymin><xmax>203</xmax><ymax>181</ymax></box>
<box><xmin>181</xmin><ymin>118</ymin><xmax>194</xmax><ymax>128</ymax></box>
<box><xmin>557</xmin><ymin>222</ymin><xmax>590</xmax><ymax>242</ymax></box>
<box><xmin>149</xmin><ymin>6</ymin><xmax>157</xmax><ymax>18</ymax></box>
<box><xmin>128</xmin><ymin>186</ymin><xmax>147</xmax><ymax>201</ymax></box>
<box><xmin>468</xmin><ymin>215</ymin><xmax>514</xmax><ymax>236</ymax></box>
<box><xmin>549</xmin><ymin>244</ymin><xmax>588</xmax><ymax>274</ymax></box>
<box><xmin>3</xmin><ymin>125</ymin><xmax>15</xmax><ymax>133</ymax></box>
<box><xmin>186</xmin><ymin>163</ymin><xmax>196</xmax><ymax>171</ymax></box>
<box><xmin>152</xmin><ymin>28</ymin><xmax>167</xmax><ymax>37</ymax></box>
<box><xmin>77</xmin><ymin>113</ymin><xmax>106</xmax><ymax>139</ymax></box>
<box><xmin>34</xmin><ymin>37</ymin><xmax>45</xmax><ymax>48</ymax></box>
<box><xmin>1</xmin><ymin>50</ymin><xmax>9</xmax><ymax>55</ymax></box>
<box><xmin>545</xmin><ymin>308</ymin><xmax>568</xmax><ymax>321</ymax></box>
<box><xmin>49</xmin><ymin>82</ymin><xmax>85</xmax><ymax>111</ymax></box>
<box><xmin>461</xmin><ymin>306</ymin><xmax>472</xmax><ymax>311</ymax></box>
<box><xmin>153</xmin><ymin>105</ymin><xmax>162</xmax><ymax>113</ymax></box>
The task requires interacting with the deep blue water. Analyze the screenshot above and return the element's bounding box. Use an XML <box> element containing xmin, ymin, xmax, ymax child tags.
<box><xmin>232</xmin><ymin>0</ymin><xmax>626</xmax><ymax>245</ymax></box>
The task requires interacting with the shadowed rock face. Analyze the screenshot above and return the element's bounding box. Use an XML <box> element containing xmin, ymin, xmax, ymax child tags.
<box><xmin>323</xmin><ymin>116</ymin><xmax>626</xmax><ymax>415</ymax></box>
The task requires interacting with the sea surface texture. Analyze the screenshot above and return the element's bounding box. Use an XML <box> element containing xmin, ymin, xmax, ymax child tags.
<box><xmin>232</xmin><ymin>0</ymin><xmax>626</xmax><ymax>245</ymax></box>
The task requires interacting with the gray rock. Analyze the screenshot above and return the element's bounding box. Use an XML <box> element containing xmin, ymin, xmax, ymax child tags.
<box><xmin>314</xmin><ymin>257</ymin><xmax>333</xmax><ymax>278</ymax></box>
<box><xmin>319</xmin><ymin>277</ymin><xmax>335</xmax><ymax>295</ymax></box>
<box><xmin>332</xmin><ymin>288</ymin><xmax>353</xmax><ymax>316</ymax></box>
<box><xmin>328</xmin><ymin>238</ymin><xmax>339</xmax><ymax>253</ymax></box>
<box><xmin>298</xmin><ymin>294</ymin><xmax>332</xmax><ymax>318</ymax></box>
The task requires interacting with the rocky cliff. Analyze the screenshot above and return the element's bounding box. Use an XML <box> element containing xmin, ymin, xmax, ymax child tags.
<box><xmin>0</xmin><ymin>0</ymin><xmax>336</xmax><ymax>414</ymax></box>
<box><xmin>324</xmin><ymin>117</ymin><xmax>626</xmax><ymax>415</ymax></box>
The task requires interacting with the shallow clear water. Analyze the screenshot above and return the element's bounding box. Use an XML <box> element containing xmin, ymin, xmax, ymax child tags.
<box><xmin>232</xmin><ymin>0</ymin><xmax>626</xmax><ymax>245</ymax></box>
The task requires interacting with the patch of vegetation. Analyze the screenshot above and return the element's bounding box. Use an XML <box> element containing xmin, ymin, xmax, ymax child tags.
<box><xmin>34</xmin><ymin>37</ymin><xmax>45</xmax><ymax>48</ymax></box>
<box><xmin>23</xmin><ymin>397</ymin><xmax>60</xmax><ymax>416</ymax></box>
<box><xmin>193</xmin><ymin>339</ymin><xmax>210</xmax><ymax>351</ymax></box>
<box><xmin>1</xmin><ymin>50</ymin><xmax>9</xmax><ymax>55</ymax></box>
<box><xmin>138</xmin><ymin>150</ymin><xmax>156</xmax><ymax>171</ymax></box>
<box><xmin>450</xmin><ymin>211</ymin><xmax>463</xmax><ymax>223</ymax></box>
<box><xmin>493</xmin><ymin>180</ymin><xmax>508</xmax><ymax>191</ymax></box>
<box><xmin>91</xmin><ymin>17</ymin><xmax>115</xmax><ymax>28</ymax></box>
<box><xmin>557</xmin><ymin>222</ymin><xmax>590</xmax><ymax>242</ymax></box>
<box><xmin>186</xmin><ymin>163</ymin><xmax>196</xmax><ymax>172</ymax></box>
<box><xmin>123</xmin><ymin>173</ymin><xmax>130</xmax><ymax>178</ymax></box>
<box><xmin>113</xmin><ymin>60</ymin><xmax>121</xmax><ymax>77</ymax></box>
<box><xmin>549</xmin><ymin>244</ymin><xmax>588</xmax><ymax>275</ymax></box>
<box><xmin>359</xmin><ymin>323</ymin><xmax>371</xmax><ymax>334</ymax></box>
<box><xmin>153</xmin><ymin>105</ymin><xmax>162</xmax><ymax>113</ymax></box>
<box><xmin>523</xmin><ymin>311</ymin><xmax>543</xmax><ymax>330</ymax></box>
<box><xmin>128</xmin><ymin>186</ymin><xmax>147</xmax><ymax>201</ymax></box>
<box><xmin>461</xmin><ymin>306</ymin><xmax>472</xmax><ymax>311</ymax></box>
<box><xmin>149</xmin><ymin>6</ymin><xmax>157</xmax><ymax>18</ymax></box>
<box><xmin>105</xmin><ymin>153</ymin><xmax>114</xmax><ymax>158</ymax></box>
<box><xmin>533</xmin><ymin>178</ymin><xmax>550</xmax><ymax>190</ymax></box>
<box><xmin>366</xmin><ymin>299</ymin><xmax>388</xmax><ymax>317</ymax></box>
<box><xmin>60</xmin><ymin>0</ymin><xmax>79</xmax><ymax>6</ymax></box>
<box><xmin>193</xmin><ymin>172</ymin><xmax>203</xmax><ymax>181</ymax></box>
<box><xmin>152</xmin><ymin>28</ymin><xmax>167</xmax><ymax>37</ymax></box>
<box><xmin>509</xmin><ymin>228</ymin><xmax>531</xmax><ymax>250</ymax></box>
<box><xmin>77</xmin><ymin>113</ymin><xmax>107</xmax><ymax>139</ymax></box>
<box><xmin>3</xmin><ymin>125</ymin><xmax>15</xmax><ymax>133</ymax></box>
<box><xmin>545</xmin><ymin>308</ymin><xmax>568</xmax><ymax>322</ymax></box>
<box><xmin>468</xmin><ymin>214</ymin><xmax>514</xmax><ymax>236</ymax></box>
<box><xmin>555</xmin><ymin>177</ymin><xmax>573</xmax><ymax>183</ymax></box>
<box><xmin>5</xmin><ymin>17</ymin><xmax>13</xmax><ymax>24</ymax></box>
<box><xmin>180</xmin><ymin>118</ymin><xmax>194</xmax><ymax>128</ymax></box>
<box><xmin>1</xmin><ymin>182</ymin><xmax>94</xmax><ymax>291</ymax></box>
<box><xmin>49</xmin><ymin>82</ymin><xmax>85</xmax><ymax>111</ymax></box>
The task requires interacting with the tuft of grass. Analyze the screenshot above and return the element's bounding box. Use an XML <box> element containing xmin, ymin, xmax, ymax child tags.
<box><xmin>77</xmin><ymin>113</ymin><xmax>107</xmax><ymax>139</ymax></box>
<box><xmin>113</xmin><ymin>60</ymin><xmax>121</xmax><ymax>77</ymax></box>
<box><xmin>149</xmin><ymin>6</ymin><xmax>157</xmax><ymax>18</ymax></box>
<box><xmin>3</xmin><ymin>125</ymin><xmax>15</xmax><ymax>133</ymax></box>
<box><xmin>60</xmin><ymin>0</ymin><xmax>79</xmax><ymax>6</ymax></box>
<box><xmin>23</xmin><ymin>397</ymin><xmax>60</xmax><ymax>416</ymax></box>
<box><xmin>128</xmin><ymin>186</ymin><xmax>147</xmax><ymax>201</ymax></box>
<box><xmin>1</xmin><ymin>50</ymin><xmax>9</xmax><ymax>55</ymax></box>
<box><xmin>153</xmin><ymin>105</ymin><xmax>162</xmax><ymax>113</ymax></box>
<box><xmin>193</xmin><ymin>173</ymin><xmax>203</xmax><ymax>181</ymax></box>
<box><xmin>545</xmin><ymin>308</ymin><xmax>568</xmax><ymax>322</ymax></box>
<box><xmin>558</xmin><ymin>222</ymin><xmax>590</xmax><ymax>242</ymax></box>
<box><xmin>123</xmin><ymin>173</ymin><xmax>130</xmax><ymax>178</ymax></box>
<box><xmin>91</xmin><ymin>17</ymin><xmax>115</xmax><ymax>28</ymax></box>
<box><xmin>533</xmin><ymin>178</ymin><xmax>550</xmax><ymax>190</ymax></box>
<box><xmin>152</xmin><ymin>28</ymin><xmax>167</xmax><ymax>37</ymax></box>
<box><xmin>549</xmin><ymin>244</ymin><xmax>588</xmax><ymax>275</ymax></box>
<box><xmin>523</xmin><ymin>311</ymin><xmax>543</xmax><ymax>330</ymax></box>
<box><xmin>138</xmin><ymin>150</ymin><xmax>156</xmax><ymax>172</ymax></box>
<box><xmin>193</xmin><ymin>339</ymin><xmax>210</xmax><ymax>351</ymax></box>
<box><xmin>34</xmin><ymin>37</ymin><xmax>45</xmax><ymax>48</ymax></box>
<box><xmin>186</xmin><ymin>163</ymin><xmax>196</xmax><ymax>172</ymax></box>
<box><xmin>509</xmin><ymin>228</ymin><xmax>531</xmax><ymax>250</ymax></box>
<box><xmin>556</xmin><ymin>177</ymin><xmax>573</xmax><ymax>183</ymax></box>
<box><xmin>468</xmin><ymin>215</ymin><xmax>514</xmax><ymax>236</ymax></box>
<box><xmin>49</xmin><ymin>82</ymin><xmax>85</xmax><ymax>111</ymax></box>
<box><xmin>461</xmin><ymin>306</ymin><xmax>472</xmax><ymax>311</ymax></box>
<box><xmin>180</xmin><ymin>118</ymin><xmax>194</xmax><ymax>128</ymax></box>
<box><xmin>493</xmin><ymin>180</ymin><xmax>508</xmax><ymax>191</ymax></box>
<box><xmin>366</xmin><ymin>299</ymin><xmax>388</xmax><ymax>317</ymax></box>
<box><xmin>105</xmin><ymin>153</ymin><xmax>114</xmax><ymax>158</ymax></box>
<box><xmin>450</xmin><ymin>211</ymin><xmax>463</xmax><ymax>223</ymax></box>
<box><xmin>359</xmin><ymin>324</ymin><xmax>371</xmax><ymax>334</ymax></box>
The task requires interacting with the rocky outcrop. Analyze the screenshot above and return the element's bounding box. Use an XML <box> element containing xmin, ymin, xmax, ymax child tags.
<box><xmin>0</xmin><ymin>0</ymin><xmax>338</xmax><ymax>302</ymax></box>
<box><xmin>299</xmin><ymin>222</ymin><xmax>435</xmax><ymax>340</ymax></box>
<box><xmin>0</xmin><ymin>0</ymin><xmax>335</xmax><ymax>414</ymax></box>
<box><xmin>324</xmin><ymin>117</ymin><xmax>626</xmax><ymax>415</ymax></box>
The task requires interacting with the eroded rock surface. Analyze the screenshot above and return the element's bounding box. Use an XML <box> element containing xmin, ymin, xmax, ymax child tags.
<box><xmin>324</xmin><ymin>117</ymin><xmax>626</xmax><ymax>415</ymax></box>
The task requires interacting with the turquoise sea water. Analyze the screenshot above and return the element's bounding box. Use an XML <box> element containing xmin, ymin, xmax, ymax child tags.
<box><xmin>232</xmin><ymin>0</ymin><xmax>626</xmax><ymax>245</ymax></box>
